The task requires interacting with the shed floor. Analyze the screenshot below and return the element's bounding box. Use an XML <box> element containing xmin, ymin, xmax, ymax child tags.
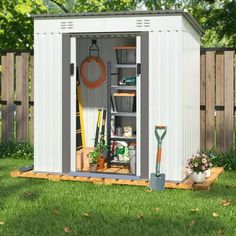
<box><xmin>11</xmin><ymin>167</ymin><xmax>224</xmax><ymax>190</ymax></box>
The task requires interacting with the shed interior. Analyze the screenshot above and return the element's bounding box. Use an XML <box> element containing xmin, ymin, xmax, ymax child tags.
<box><xmin>74</xmin><ymin>34</ymin><xmax>140</xmax><ymax>177</ymax></box>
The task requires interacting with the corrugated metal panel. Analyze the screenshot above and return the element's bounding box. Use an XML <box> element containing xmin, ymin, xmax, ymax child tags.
<box><xmin>149</xmin><ymin>30</ymin><xmax>183</xmax><ymax>182</ymax></box>
<box><xmin>149</xmin><ymin>28</ymin><xmax>200</xmax><ymax>182</ymax></box>
<box><xmin>34</xmin><ymin>32</ymin><xmax>63</xmax><ymax>173</ymax></box>
<box><xmin>181</xmin><ymin>30</ymin><xmax>200</xmax><ymax>180</ymax></box>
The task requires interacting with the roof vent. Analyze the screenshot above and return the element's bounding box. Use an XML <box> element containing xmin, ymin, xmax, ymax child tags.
<box><xmin>136</xmin><ymin>19</ymin><xmax>151</xmax><ymax>28</ymax></box>
<box><xmin>144</xmin><ymin>19</ymin><xmax>150</xmax><ymax>27</ymax></box>
<box><xmin>136</xmin><ymin>19</ymin><xmax>143</xmax><ymax>28</ymax></box>
<box><xmin>60</xmin><ymin>21</ymin><xmax>74</xmax><ymax>30</ymax></box>
<box><xmin>61</xmin><ymin>22</ymin><xmax>67</xmax><ymax>29</ymax></box>
<box><xmin>68</xmin><ymin>21</ymin><xmax>74</xmax><ymax>29</ymax></box>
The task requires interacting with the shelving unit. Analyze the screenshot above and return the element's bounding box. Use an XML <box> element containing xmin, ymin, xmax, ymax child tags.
<box><xmin>111</xmin><ymin>85</ymin><xmax>136</xmax><ymax>91</ymax></box>
<box><xmin>107</xmin><ymin>59</ymin><xmax>137</xmax><ymax>169</ymax></box>
<box><xmin>111</xmin><ymin>112</ymin><xmax>136</xmax><ymax>117</ymax></box>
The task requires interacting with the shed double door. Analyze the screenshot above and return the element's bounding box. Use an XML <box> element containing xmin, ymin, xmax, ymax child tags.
<box><xmin>68</xmin><ymin>33</ymin><xmax>149</xmax><ymax>179</ymax></box>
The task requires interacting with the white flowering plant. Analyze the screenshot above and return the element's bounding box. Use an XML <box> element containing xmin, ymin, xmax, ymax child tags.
<box><xmin>186</xmin><ymin>153</ymin><xmax>212</xmax><ymax>173</ymax></box>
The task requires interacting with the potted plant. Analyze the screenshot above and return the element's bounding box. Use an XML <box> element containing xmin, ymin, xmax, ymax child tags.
<box><xmin>96</xmin><ymin>136</ymin><xmax>108</xmax><ymax>170</ymax></box>
<box><xmin>88</xmin><ymin>149</ymin><xmax>101</xmax><ymax>171</ymax></box>
<box><xmin>186</xmin><ymin>153</ymin><xmax>211</xmax><ymax>183</ymax></box>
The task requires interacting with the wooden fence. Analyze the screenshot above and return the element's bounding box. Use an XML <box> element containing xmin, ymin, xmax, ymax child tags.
<box><xmin>0</xmin><ymin>51</ymin><xmax>34</xmax><ymax>143</ymax></box>
<box><xmin>0</xmin><ymin>49</ymin><xmax>235</xmax><ymax>151</ymax></box>
<box><xmin>200</xmin><ymin>49</ymin><xmax>236</xmax><ymax>151</ymax></box>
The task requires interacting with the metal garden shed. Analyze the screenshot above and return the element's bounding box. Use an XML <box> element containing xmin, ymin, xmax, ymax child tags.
<box><xmin>32</xmin><ymin>10</ymin><xmax>203</xmax><ymax>183</ymax></box>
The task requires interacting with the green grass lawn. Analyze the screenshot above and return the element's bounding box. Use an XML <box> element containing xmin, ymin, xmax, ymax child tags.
<box><xmin>0</xmin><ymin>159</ymin><xmax>236</xmax><ymax>236</ymax></box>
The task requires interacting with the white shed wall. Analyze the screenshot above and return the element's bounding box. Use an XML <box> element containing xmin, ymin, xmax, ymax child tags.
<box><xmin>181</xmin><ymin>31</ymin><xmax>200</xmax><ymax>179</ymax></box>
<box><xmin>148</xmin><ymin>28</ymin><xmax>200</xmax><ymax>182</ymax></box>
<box><xmin>34</xmin><ymin>32</ymin><xmax>63</xmax><ymax>173</ymax></box>
<box><xmin>149</xmin><ymin>30</ymin><xmax>183</xmax><ymax>182</ymax></box>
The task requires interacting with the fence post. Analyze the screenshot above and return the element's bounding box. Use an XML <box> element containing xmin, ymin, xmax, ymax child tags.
<box><xmin>224</xmin><ymin>51</ymin><xmax>234</xmax><ymax>150</ymax></box>
<box><xmin>200</xmin><ymin>52</ymin><xmax>206</xmax><ymax>150</ymax></box>
<box><xmin>29</xmin><ymin>55</ymin><xmax>34</xmax><ymax>143</ymax></box>
<box><xmin>215</xmin><ymin>52</ymin><xmax>225</xmax><ymax>151</ymax></box>
<box><xmin>205</xmin><ymin>51</ymin><xmax>215</xmax><ymax>150</ymax></box>
<box><xmin>1</xmin><ymin>53</ymin><xmax>14</xmax><ymax>142</ymax></box>
<box><xmin>16</xmin><ymin>53</ymin><xmax>29</xmax><ymax>141</ymax></box>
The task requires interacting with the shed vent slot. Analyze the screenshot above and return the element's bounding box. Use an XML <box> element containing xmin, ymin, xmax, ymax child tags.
<box><xmin>136</xmin><ymin>19</ymin><xmax>151</xmax><ymax>28</ymax></box>
<box><xmin>60</xmin><ymin>21</ymin><xmax>74</xmax><ymax>29</ymax></box>
<box><xmin>68</xmin><ymin>21</ymin><xmax>74</xmax><ymax>29</ymax></box>
<box><xmin>61</xmin><ymin>22</ymin><xmax>67</xmax><ymax>29</ymax></box>
<box><xmin>144</xmin><ymin>20</ymin><xmax>150</xmax><ymax>27</ymax></box>
<box><xmin>136</xmin><ymin>19</ymin><xmax>143</xmax><ymax>28</ymax></box>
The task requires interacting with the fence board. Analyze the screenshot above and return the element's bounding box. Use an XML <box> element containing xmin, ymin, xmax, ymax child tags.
<box><xmin>1</xmin><ymin>53</ymin><xmax>14</xmax><ymax>142</ymax></box>
<box><xmin>29</xmin><ymin>55</ymin><xmax>34</xmax><ymax>143</ymax></box>
<box><xmin>224</xmin><ymin>51</ymin><xmax>234</xmax><ymax>150</ymax></box>
<box><xmin>16</xmin><ymin>53</ymin><xmax>29</xmax><ymax>141</ymax></box>
<box><xmin>200</xmin><ymin>52</ymin><xmax>206</xmax><ymax>150</ymax></box>
<box><xmin>215</xmin><ymin>52</ymin><xmax>224</xmax><ymax>151</ymax></box>
<box><xmin>205</xmin><ymin>51</ymin><xmax>215</xmax><ymax>149</ymax></box>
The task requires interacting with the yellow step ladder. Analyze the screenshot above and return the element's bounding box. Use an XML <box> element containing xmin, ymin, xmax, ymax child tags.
<box><xmin>76</xmin><ymin>78</ymin><xmax>86</xmax><ymax>150</ymax></box>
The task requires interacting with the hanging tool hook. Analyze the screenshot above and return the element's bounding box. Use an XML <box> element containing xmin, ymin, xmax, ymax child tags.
<box><xmin>89</xmin><ymin>39</ymin><xmax>99</xmax><ymax>57</ymax></box>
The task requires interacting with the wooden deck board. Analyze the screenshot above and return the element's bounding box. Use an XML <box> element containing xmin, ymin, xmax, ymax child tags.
<box><xmin>10</xmin><ymin>167</ymin><xmax>224</xmax><ymax>190</ymax></box>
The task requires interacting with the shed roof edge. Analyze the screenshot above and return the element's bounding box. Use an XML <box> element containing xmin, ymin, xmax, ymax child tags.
<box><xmin>31</xmin><ymin>10</ymin><xmax>204</xmax><ymax>35</ymax></box>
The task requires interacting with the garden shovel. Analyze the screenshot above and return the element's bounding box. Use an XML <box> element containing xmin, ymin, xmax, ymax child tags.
<box><xmin>150</xmin><ymin>125</ymin><xmax>167</xmax><ymax>191</ymax></box>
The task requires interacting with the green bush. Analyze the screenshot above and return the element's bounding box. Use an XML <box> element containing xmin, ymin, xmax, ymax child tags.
<box><xmin>206</xmin><ymin>147</ymin><xmax>236</xmax><ymax>171</ymax></box>
<box><xmin>0</xmin><ymin>141</ymin><xmax>34</xmax><ymax>160</ymax></box>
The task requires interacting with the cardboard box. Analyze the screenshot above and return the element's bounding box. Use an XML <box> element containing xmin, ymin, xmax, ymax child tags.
<box><xmin>76</xmin><ymin>147</ymin><xmax>94</xmax><ymax>171</ymax></box>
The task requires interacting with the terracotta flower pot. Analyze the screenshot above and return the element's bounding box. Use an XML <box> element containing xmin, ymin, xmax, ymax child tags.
<box><xmin>97</xmin><ymin>157</ymin><xmax>105</xmax><ymax>170</ymax></box>
<box><xmin>191</xmin><ymin>171</ymin><xmax>206</xmax><ymax>183</ymax></box>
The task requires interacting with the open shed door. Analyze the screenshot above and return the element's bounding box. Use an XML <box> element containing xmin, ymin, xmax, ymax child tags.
<box><xmin>139</xmin><ymin>32</ymin><xmax>149</xmax><ymax>179</ymax></box>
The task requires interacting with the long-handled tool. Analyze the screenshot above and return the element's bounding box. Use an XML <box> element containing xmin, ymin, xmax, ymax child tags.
<box><xmin>150</xmin><ymin>125</ymin><xmax>167</xmax><ymax>191</ymax></box>
<box><xmin>100</xmin><ymin>109</ymin><xmax>106</xmax><ymax>138</ymax></box>
<box><xmin>94</xmin><ymin>108</ymin><xmax>102</xmax><ymax>147</ymax></box>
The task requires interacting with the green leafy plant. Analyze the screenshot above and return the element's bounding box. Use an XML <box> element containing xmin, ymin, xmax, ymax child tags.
<box><xmin>206</xmin><ymin>148</ymin><xmax>236</xmax><ymax>171</ymax></box>
<box><xmin>0</xmin><ymin>141</ymin><xmax>34</xmax><ymax>160</ymax></box>
<box><xmin>88</xmin><ymin>149</ymin><xmax>101</xmax><ymax>164</ymax></box>
<box><xmin>186</xmin><ymin>153</ymin><xmax>211</xmax><ymax>173</ymax></box>
<box><xmin>96</xmin><ymin>136</ymin><xmax>108</xmax><ymax>156</ymax></box>
<box><xmin>88</xmin><ymin>136</ymin><xmax>108</xmax><ymax>164</ymax></box>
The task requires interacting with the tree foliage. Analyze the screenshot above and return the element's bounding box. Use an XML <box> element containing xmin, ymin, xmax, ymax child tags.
<box><xmin>142</xmin><ymin>0</ymin><xmax>236</xmax><ymax>47</ymax></box>
<box><xmin>0</xmin><ymin>0</ymin><xmax>48</xmax><ymax>49</ymax></box>
<box><xmin>0</xmin><ymin>0</ymin><xmax>235</xmax><ymax>49</ymax></box>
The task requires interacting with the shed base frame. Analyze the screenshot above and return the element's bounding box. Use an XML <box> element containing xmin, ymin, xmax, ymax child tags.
<box><xmin>11</xmin><ymin>167</ymin><xmax>224</xmax><ymax>190</ymax></box>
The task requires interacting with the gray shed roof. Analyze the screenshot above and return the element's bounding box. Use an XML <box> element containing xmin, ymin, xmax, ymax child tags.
<box><xmin>31</xmin><ymin>10</ymin><xmax>204</xmax><ymax>35</ymax></box>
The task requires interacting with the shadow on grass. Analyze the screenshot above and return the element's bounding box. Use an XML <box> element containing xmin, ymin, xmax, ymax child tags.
<box><xmin>0</xmin><ymin>205</ymin><xmax>226</xmax><ymax>236</ymax></box>
<box><xmin>0</xmin><ymin>160</ymin><xmax>45</xmax><ymax>206</ymax></box>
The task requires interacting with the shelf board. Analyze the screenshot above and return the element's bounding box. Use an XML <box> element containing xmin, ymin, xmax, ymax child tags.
<box><xmin>111</xmin><ymin>112</ymin><xmax>136</xmax><ymax>117</ymax></box>
<box><xmin>111</xmin><ymin>136</ymin><xmax>136</xmax><ymax>141</ymax></box>
<box><xmin>111</xmin><ymin>86</ymin><xmax>136</xmax><ymax>91</ymax></box>
<box><xmin>113</xmin><ymin>64</ymin><xmax>137</xmax><ymax>69</ymax></box>
<box><xmin>110</xmin><ymin>160</ymin><xmax>130</xmax><ymax>166</ymax></box>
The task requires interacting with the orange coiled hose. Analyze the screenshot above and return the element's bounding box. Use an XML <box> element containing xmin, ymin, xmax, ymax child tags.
<box><xmin>80</xmin><ymin>56</ymin><xmax>106</xmax><ymax>89</ymax></box>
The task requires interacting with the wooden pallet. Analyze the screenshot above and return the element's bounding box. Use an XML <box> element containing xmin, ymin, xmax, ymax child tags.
<box><xmin>11</xmin><ymin>167</ymin><xmax>224</xmax><ymax>190</ymax></box>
